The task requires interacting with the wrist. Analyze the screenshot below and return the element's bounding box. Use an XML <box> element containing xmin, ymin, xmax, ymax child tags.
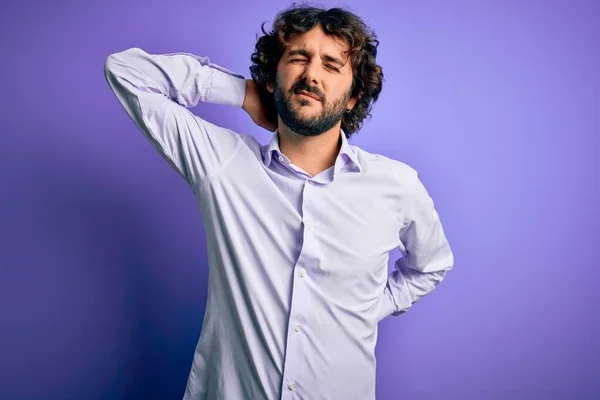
<box><xmin>242</xmin><ymin>79</ymin><xmax>254</xmax><ymax>112</ymax></box>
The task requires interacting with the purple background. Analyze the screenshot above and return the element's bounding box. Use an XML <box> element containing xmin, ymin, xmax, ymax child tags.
<box><xmin>1</xmin><ymin>0</ymin><xmax>599</xmax><ymax>399</ymax></box>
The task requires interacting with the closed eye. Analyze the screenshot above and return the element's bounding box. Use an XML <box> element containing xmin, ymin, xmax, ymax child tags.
<box><xmin>291</xmin><ymin>59</ymin><xmax>340</xmax><ymax>73</ymax></box>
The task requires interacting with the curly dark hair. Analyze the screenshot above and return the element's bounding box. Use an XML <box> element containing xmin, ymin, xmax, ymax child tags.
<box><xmin>249</xmin><ymin>3</ymin><xmax>384</xmax><ymax>138</ymax></box>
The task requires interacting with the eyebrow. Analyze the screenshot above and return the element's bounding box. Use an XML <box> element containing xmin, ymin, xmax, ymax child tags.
<box><xmin>287</xmin><ymin>49</ymin><xmax>346</xmax><ymax>68</ymax></box>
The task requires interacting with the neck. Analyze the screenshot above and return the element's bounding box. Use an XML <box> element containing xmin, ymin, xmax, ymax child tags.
<box><xmin>277</xmin><ymin>121</ymin><xmax>342</xmax><ymax>177</ymax></box>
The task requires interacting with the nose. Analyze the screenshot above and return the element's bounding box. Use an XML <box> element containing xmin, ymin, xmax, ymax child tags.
<box><xmin>301</xmin><ymin>60</ymin><xmax>321</xmax><ymax>87</ymax></box>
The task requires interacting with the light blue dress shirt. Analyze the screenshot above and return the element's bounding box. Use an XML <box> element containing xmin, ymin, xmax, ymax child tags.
<box><xmin>104</xmin><ymin>47</ymin><xmax>454</xmax><ymax>400</ymax></box>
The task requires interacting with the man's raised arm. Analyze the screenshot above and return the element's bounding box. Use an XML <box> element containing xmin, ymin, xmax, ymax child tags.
<box><xmin>104</xmin><ymin>47</ymin><xmax>247</xmax><ymax>186</ymax></box>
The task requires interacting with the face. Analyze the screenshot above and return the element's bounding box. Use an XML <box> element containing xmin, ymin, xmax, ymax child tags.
<box><xmin>268</xmin><ymin>24</ymin><xmax>357</xmax><ymax>137</ymax></box>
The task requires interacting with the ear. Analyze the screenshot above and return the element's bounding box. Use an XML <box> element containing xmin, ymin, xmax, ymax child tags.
<box><xmin>346</xmin><ymin>95</ymin><xmax>358</xmax><ymax>111</ymax></box>
<box><xmin>266</xmin><ymin>82</ymin><xmax>274</xmax><ymax>94</ymax></box>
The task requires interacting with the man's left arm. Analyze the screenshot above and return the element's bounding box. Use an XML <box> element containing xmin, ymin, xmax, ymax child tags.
<box><xmin>378</xmin><ymin>171</ymin><xmax>455</xmax><ymax>322</ymax></box>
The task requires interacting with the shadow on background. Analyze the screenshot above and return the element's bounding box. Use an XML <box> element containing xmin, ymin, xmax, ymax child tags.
<box><xmin>1</xmin><ymin>127</ymin><xmax>209</xmax><ymax>399</ymax></box>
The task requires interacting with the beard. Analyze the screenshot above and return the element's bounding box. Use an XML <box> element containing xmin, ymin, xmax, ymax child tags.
<box><xmin>272</xmin><ymin>76</ymin><xmax>350</xmax><ymax>137</ymax></box>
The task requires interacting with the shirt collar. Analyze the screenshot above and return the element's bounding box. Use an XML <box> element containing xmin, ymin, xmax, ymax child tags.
<box><xmin>261</xmin><ymin>128</ymin><xmax>363</xmax><ymax>177</ymax></box>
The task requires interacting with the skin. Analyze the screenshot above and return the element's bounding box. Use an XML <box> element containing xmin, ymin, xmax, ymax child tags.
<box><xmin>243</xmin><ymin>24</ymin><xmax>358</xmax><ymax>177</ymax></box>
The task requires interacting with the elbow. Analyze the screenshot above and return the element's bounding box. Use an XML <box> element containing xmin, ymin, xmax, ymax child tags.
<box><xmin>103</xmin><ymin>47</ymin><xmax>143</xmax><ymax>78</ymax></box>
<box><xmin>103</xmin><ymin>50</ymin><xmax>127</xmax><ymax>80</ymax></box>
<box><xmin>427</xmin><ymin>246</ymin><xmax>454</xmax><ymax>275</ymax></box>
<box><xmin>104</xmin><ymin>54</ymin><xmax>116</xmax><ymax>78</ymax></box>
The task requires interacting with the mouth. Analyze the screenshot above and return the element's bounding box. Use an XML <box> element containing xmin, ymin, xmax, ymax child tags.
<box><xmin>296</xmin><ymin>90</ymin><xmax>320</xmax><ymax>102</ymax></box>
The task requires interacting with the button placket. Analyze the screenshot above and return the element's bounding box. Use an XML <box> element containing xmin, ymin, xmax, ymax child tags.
<box><xmin>280</xmin><ymin>174</ymin><xmax>321</xmax><ymax>398</ymax></box>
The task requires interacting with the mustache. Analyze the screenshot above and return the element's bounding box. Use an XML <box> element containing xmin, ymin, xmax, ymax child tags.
<box><xmin>291</xmin><ymin>81</ymin><xmax>324</xmax><ymax>102</ymax></box>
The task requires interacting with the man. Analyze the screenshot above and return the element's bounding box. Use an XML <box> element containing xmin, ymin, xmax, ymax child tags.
<box><xmin>104</xmin><ymin>4</ymin><xmax>454</xmax><ymax>400</ymax></box>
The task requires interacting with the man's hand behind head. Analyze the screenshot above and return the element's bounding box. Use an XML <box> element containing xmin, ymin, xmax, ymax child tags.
<box><xmin>243</xmin><ymin>79</ymin><xmax>277</xmax><ymax>132</ymax></box>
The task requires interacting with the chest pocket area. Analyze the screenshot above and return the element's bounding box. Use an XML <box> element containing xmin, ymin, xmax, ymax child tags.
<box><xmin>309</xmin><ymin>201</ymin><xmax>401</xmax><ymax>283</ymax></box>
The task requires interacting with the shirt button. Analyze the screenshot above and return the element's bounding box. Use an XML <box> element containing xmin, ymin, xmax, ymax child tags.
<box><xmin>278</xmin><ymin>155</ymin><xmax>284</xmax><ymax>162</ymax></box>
<box><xmin>295</xmin><ymin>325</ymin><xmax>301</xmax><ymax>332</ymax></box>
<box><xmin>300</xmin><ymin>271</ymin><xmax>306</xmax><ymax>278</ymax></box>
<box><xmin>307</xmin><ymin>224</ymin><xmax>313</xmax><ymax>231</ymax></box>
<box><xmin>288</xmin><ymin>382</ymin><xmax>296</xmax><ymax>391</ymax></box>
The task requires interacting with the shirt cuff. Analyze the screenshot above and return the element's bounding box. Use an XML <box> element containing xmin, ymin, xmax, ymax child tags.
<box><xmin>208</xmin><ymin>69</ymin><xmax>246</xmax><ymax>108</ymax></box>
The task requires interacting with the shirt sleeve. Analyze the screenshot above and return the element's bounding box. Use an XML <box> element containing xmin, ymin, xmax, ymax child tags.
<box><xmin>103</xmin><ymin>47</ymin><xmax>247</xmax><ymax>187</ymax></box>
<box><xmin>378</xmin><ymin>171</ymin><xmax>455</xmax><ymax>322</ymax></box>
